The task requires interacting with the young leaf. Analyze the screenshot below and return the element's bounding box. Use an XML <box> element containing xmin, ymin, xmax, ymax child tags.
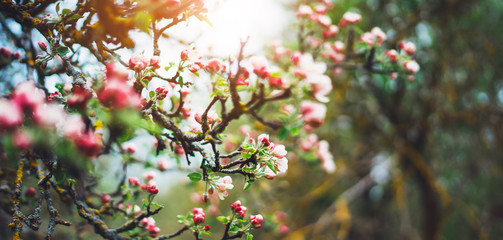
<box><xmin>56</xmin><ymin>46</ymin><xmax>70</xmax><ymax>57</ymax></box>
<box><xmin>243</xmin><ymin>179</ymin><xmax>254</xmax><ymax>191</ymax></box>
<box><xmin>187</xmin><ymin>172</ymin><xmax>202</xmax><ymax>182</ymax></box>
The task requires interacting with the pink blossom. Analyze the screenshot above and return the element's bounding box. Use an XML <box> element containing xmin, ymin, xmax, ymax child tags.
<box><xmin>299</xmin><ymin>101</ymin><xmax>327</xmax><ymax>128</ymax></box>
<box><xmin>128</xmin><ymin>53</ymin><xmax>150</xmax><ymax>71</ymax></box>
<box><xmin>194</xmin><ymin>109</ymin><xmax>219</xmax><ymax>125</ymax></box>
<box><xmin>273</xmin><ymin>144</ymin><xmax>287</xmax><ymax>158</ymax></box>
<box><xmin>316</xmin><ymin>15</ymin><xmax>332</xmax><ymax>28</ymax></box>
<box><xmin>100</xmin><ymin>194</ymin><xmax>111</xmax><ymax>204</ymax></box>
<box><xmin>268</xmin><ymin>75</ymin><xmax>289</xmax><ymax>89</ymax></box>
<box><xmin>313</xmin><ymin>5</ymin><xmax>327</xmax><ymax>14</ymax></box>
<box><xmin>300</xmin><ymin>134</ymin><xmax>318</xmax><ymax>151</ymax></box>
<box><xmin>390</xmin><ymin>72</ymin><xmax>398</xmax><ymax>80</ymax></box>
<box><xmin>250</xmin><ymin>56</ymin><xmax>269</xmax><ymax>78</ymax></box>
<box><xmin>192</xmin><ymin>208</ymin><xmax>205</xmax><ymax>224</ymax></box>
<box><xmin>24</xmin><ymin>187</ymin><xmax>36</xmax><ymax>198</ymax></box>
<box><xmin>322</xmin><ymin>25</ymin><xmax>339</xmax><ymax>39</ymax></box>
<box><xmin>360</xmin><ymin>32</ymin><xmax>377</xmax><ymax>45</ymax></box>
<box><xmin>215</xmin><ymin>176</ymin><xmax>233</xmax><ymax>200</ymax></box>
<box><xmin>249</xmin><ymin>214</ymin><xmax>263</xmax><ymax>228</ymax></box>
<box><xmin>404</xmin><ymin>60</ymin><xmax>420</xmax><ymax>74</ymax></box>
<box><xmin>340</xmin><ymin>12</ymin><xmax>362</xmax><ymax>27</ymax></box>
<box><xmin>306</xmin><ymin>73</ymin><xmax>332</xmax><ymax>103</ymax></box>
<box><xmin>12</xmin><ymin>130</ymin><xmax>32</xmax><ymax>149</ymax></box>
<box><xmin>204</xmin><ymin>58</ymin><xmax>225</xmax><ymax>73</ymax></box>
<box><xmin>128</xmin><ymin>177</ymin><xmax>140</xmax><ymax>186</ymax></box>
<box><xmin>157</xmin><ymin>157</ymin><xmax>171</xmax><ymax>171</ymax></box>
<box><xmin>385</xmin><ymin>49</ymin><xmax>398</xmax><ymax>62</ymax></box>
<box><xmin>38</xmin><ymin>41</ymin><xmax>47</xmax><ymax>51</ymax></box>
<box><xmin>281</xmin><ymin>104</ymin><xmax>294</xmax><ymax>115</ymax></box>
<box><xmin>143</xmin><ymin>170</ymin><xmax>156</xmax><ymax>180</ymax></box>
<box><xmin>126</xmin><ymin>204</ymin><xmax>141</xmax><ymax>216</ymax></box>
<box><xmin>98</xmin><ymin>79</ymin><xmax>141</xmax><ymax>109</ymax></box>
<box><xmin>399</xmin><ymin>41</ymin><xmax>416</xmax><ymax>55</ymax></box>
<box><xmin>150</xmin><ymin>56</ymin><xmax>161</xmax><ymax>69</ymax></box>
<box><xmin>33</xmin><ymin>104</ymin><xmax>65</xmax><ymax>128</ymax></box>
<box><xmin>122</xmin><ymin>142</ymin><xmax>137</xmax><ymax>153</ymax></box>
<box><xmin>279</xmin><ymin>223</ymin><xmax>290</xmax><ymax>235</ymax></box>
<box><xmin>236</xmin><ymin>206</ymin><xmax>247</xmax><ymax>218</ymax></box>
<box><xmin>62</xmin><ymin>115</ymin><xmax>85</xmax><ymax>139</ymax></box>
<box><xmin>291</xmin><ymin>51</ymin><xmax>302</xmax><ymax>65</ymax></box>
<box><xmin>296</xmin><ymin>5</ymin><xmax>313</xmax><ymax>18</ymax></box>
<box><xmin>371</xmin><ymin>27</ymin><xmax>387</xmax><ymax>44</ymax></box>
<box><xmin>258</xmin><ymin>133</ymin><xmax>271</xmax><ymax>147</ymax></box>
<box><xmin>67</xmin><ymin>86</ymin><xmax>92</xmax><ymax>109</ymax></box>
<box><xmin>73</xmin><ymin>132</ymin><xmax>101</xmax><ymax>158</ymax></box>
<box><xmin>12</xmin><ymin>81</ymin><xmax>45</xmax><ymax>110</ymax></box>
<box><xmin>316</xmin><ymin>140</ymin><xmax>336</xmax><ymax>173</ymax></box>
<box><xmin>0</xmin><ymin>47</ymin><xmax>11</xmax><ymax>58</ymax></box>
<box><xmin>277</xmin><ymin>157</ymin><xmax>289</xmax><ymax>174</ymax></box>
<box><xmin>0</xmin><ymin>99</ymin><xmax>22</xmax><ymax>129</ymax></box>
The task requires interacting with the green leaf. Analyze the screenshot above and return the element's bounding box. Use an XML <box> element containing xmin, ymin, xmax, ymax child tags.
<box><xmin>149</xmin><ymin>91</ymin><xmax>155</xmax><ymax>99</ymax></box>
<box><xmin>56</xmin><ymin>2</ymin><xmax>61</xmax><ymax>13</ymax></box>
<box><xmin>247</xmin><ymin>234</ymin><xmax>253</xmax><ymax>240</ymax></box>
<box><xmin>278</xmin><ymin>126</ymin><xmax>289</xmax><ymax>140</ymax></box>
<box><xmin>62</xmin><ymin>8</ymin><xmax>72</xmax><ymax>15</ymax></box>
<box><xmin>290</xmin><ymin>127</ymin><xmax>300</xmax><ymax>136</ymax></box>
<box><xmin>56</xmin><ymin>46</ymin><xmax>70</xmax><ymax>57</ymax></box>
<box><xmin>67</xmin><ymin>14</ymin><xmax>82</xmax><ymax>21</ymax></box>
<box><xmin>187</xmin><ymin>172</ymin><xmax>202</xmax><ymax>182</ymax></box>
<box><xmin>241</xmin><ymin>151</ymin><xmax>252</xmax><ymax>159</ymax></box>
<box><xmin>216</xmin><ymin>216</ymin><xmax>229</xmax><ymax>224</ymax></box>
<box><xmin>243</xmin><ymin>179</ymin><xmax>254</xmax><ymax>191</ymax></box>
<box><xmin>266</xmin><ymin>161</ymin><xmax>277</xmax><ymax>174</ymax></box>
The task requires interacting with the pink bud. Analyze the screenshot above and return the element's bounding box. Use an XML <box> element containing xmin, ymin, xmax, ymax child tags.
<box><xmin>101</xmin><ymin>194</ymin><xmax>111</xmax><ymax>204</ymax></box>
<box><xmin>38</xmin><ymin>41</ymin><xmax>47</xmax><ymax>51</ymax></box>
<box><xmin>24</xmin><ymin>187</ymin><xmax>36</xmax><ymax>198</ymax></box>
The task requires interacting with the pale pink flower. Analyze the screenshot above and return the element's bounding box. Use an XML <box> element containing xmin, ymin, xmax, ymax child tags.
<box><xmin>157</xmin><ymin>157</ymin><xmax>171</xmax><ymax>171</ymax></box>
<box><xmin>322</xmin><ymin>25</ymin><xmax>339</xmax><ymax>39</ymax></box>
<box><xmin>33</xmin><ymin>104</ymin><xmax>65</xmax><ymax>128</ymax></box>
<box><xmin>313</xmin><ymin>5</ymin><xmax>327</xmax><ymax>14</ymax></box>
<box><xmin>12</xmin><ymin>81</ymin><xmax>45</xmax><ymax>109</ymax></box>
<box><xmin>215</xmin><ymin>176</ymin><xmax>233</xmax><ymax>200</ymax></box>
<box><xmin>340</xmin><ymin>12</ymin><xmax>362</xmax><ymax>27</ymax></box>
<box><xmin>205</xmin><ymin>58</ymin><xmax>225</xmax><ymax>73</ymax></box>
<box><xmin>62</xmin><ymin>115</ymin><xmax>85</xmax><ymax>138</ymax></box>
<box><xmin>404</xmin><ymin>60</ymin><xmax>420</xmax><ymax>74</ymax></box>
<box><xmin>123</xmin><ymin>142</ymin><xmax>137</xmax><ymax>153</ymax></box>
<box><xmin>316</xmin><ymin>15</ymin><xmax>332</xmax><ymax>28</ymax></box>
<box><xmin>273</xmin><ymin>144</ymin><xmax>287</xmax><ymax>158</ymax></box>
<box><xmin>277</xmin><ymin>157</ymin><xmax>289</xmax><ymax>174</ymax></box>
<box><xmin>300</xmin><ymin>134</ymin><xmax>318</xmax><ymax>151</ymax></box>
<box><xmin>333</xmin><ymin>41</ymin><xmax>345</xmax><ymax>52</ymax></box>
<box><xmin>250</xmin><ymin>56</ymin><xmax>269</xmax><ymax>78</ymax></box>
<box><xmin>258</xmin><ymin>134</ymin><xmax>271</xmax><ymax>147</ymax></box>
<box><xmin>150</xmin><ymin>56</ymin><xmax>161</xmax><ymax>69</ymax></box>
<box><xmin>128</xmin><ymin>53</ymin><xmax>150</xmax><ymax>71</ymax></box>
<box><xmin>360</xmin><ymin>32</ymin><xmax>377</xmax><ymax>45</ymax></box>
<box><xmin>296</xmin><ymin>5</ymin><xmax>313</xmax><ymax>18</ymax></box>
<box><xmin>0</xmin><ymin>99</ymin><xmax>22</xmax><ymax>129</ymax></box>
<box><xmin>399</xmin><ymin>41</ymin><xmax>416</xmax><ymax>55</ymax></box>
<box><xmin>371</xmin><ymin>27</ymin><xmax>387</xmax><ymax>44</ymax></box>
<box><xmin>299</xmin><ymin>101</ymin><xmax>327</xmax><ymax>128</ymax></box>
<box><xmin>316</xmin><ymin>140</ymin><xmax>336</xmax><ymax>173</ymax></box>
<box><xmin>385</xmin><ymin>49</ymin><xmax>398</xmax><ymax>62</ymax></box>
<box><xmin>12</xmin><ymin>129</ymin><xmax>32</xmax><ymax>149</ymax></box>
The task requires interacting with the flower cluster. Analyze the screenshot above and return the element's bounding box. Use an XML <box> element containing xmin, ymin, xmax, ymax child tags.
<box><xmin>299</xmin><ymin>134</ymin><xmax>336</xmax><ymax>173</ymax></box>
<box><xmin>0</xmin><ymin>81</ymin><xmax>102</xmax><ymax>157</ymax></box>
<box><xmin>240</xmin><ymin>134</ymin><xmax>289</xmax><ymax>180</ymax></box>
<box><xmin>141</xmin><ymin>217</ymin><xmax>161</xmax><ymax>238</ymax></box>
